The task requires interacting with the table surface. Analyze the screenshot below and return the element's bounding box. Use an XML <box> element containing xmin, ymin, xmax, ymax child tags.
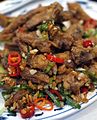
<box><xmin>1</xmin><ymin>0</ymin><xmax>97</xmax><ymax>120</ymax></box>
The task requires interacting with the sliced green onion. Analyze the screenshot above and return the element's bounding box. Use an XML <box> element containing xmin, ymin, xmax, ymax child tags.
<box><xmin>85</xmin><ymin>71</ymin><xmax>97</xmax><ymax>84</ymax></box>
<box><xmin>38</xmin><ymin>23</ymin><xmax>48</xmax><ymax>32</ymax></box>
<box><xmin>44</xmin><ymin>62</ymin><xmax>54</xmax><ymax>73</ymax></box>
<box><xmin>66</xmin><ymin>96</ymin><xmax>81</xmax><ymax>109</ymax></box>
<box><xmin>83</xmin><ymin>32</ymin><xmax>90</xmax><ymax>38</ymax></box>
<box><xmin>49</xmin><ymin>77</ymin><xmax>55</xmax><ymax>84</ymax></box>
<box><xmin>0</xmin><ymin>81</ymin><xmax>4</xmax><ymax>86</ymax></box>
<box><xmin>7</xmin><ymin>107</ymin><xmax>16</xmax><ymax>116</ymax></box>
<box><xmin>2</xmin><ymin>92</ymin><xmax>10</xmax><ymax>100</ymax></box>
<box><xmin>45</xmin><ymin>90</ymin><xmax>61</xmax><ymax>107</ymax></box>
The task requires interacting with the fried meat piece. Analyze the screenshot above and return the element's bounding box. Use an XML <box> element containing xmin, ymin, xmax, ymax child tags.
<box><xmin>52</xmin><ymin>23</ymin><xmax>83</xmax><ymax>50</ymax></box>
<box><xmin>0</xmin><ymin>13</ymin><xmax>14</xmax><ymax>27</ymax></box>
<box><xmin>21</xmin><ymin>67</ymin><xmax>50</xmax><ymax>84</ymax></box>
<box><xmin>68</xmin><ymin>3</ymin><xmax>90</xmax><ymax>21</ymax></box>
<box><xmin>22</xmin><ymin>2</ymin><xmax>63</xmax><ymax>31</ymax></box>
<box><xmin>5</xmin><ymin>90</ymin><xmax>29</xmax><ymax>106</ymax></box>
<box><xmin>71</xmin><ymin>39</ymin><xmax>97</xmax><ymax>65</ymax></box>
<box><xmin>15</xmin><ymin>32</ymin><xmax>52</xmax><ymax>53</ymax></box>
<box><xmin>28</xmin><ymin>54</ymin><xmax>49</xmax><ymax>70</ymax></box>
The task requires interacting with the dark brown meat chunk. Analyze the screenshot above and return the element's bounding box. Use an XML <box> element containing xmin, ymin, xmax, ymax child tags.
<box><xmin>59</xmin><ymin>11</ymin><xmax>73</xmax><ymax>21</ymax></box>
<box><xmin>88</xmin><ymin>61</ymin><xmax>97</xmax><ymax>74</ymax></box>
<box><xmin>58</xmin><ymin>64</ymin><xmax>67</xmax><ymax>74</ymax></box>
<box><xmin>1</xmin><ymin>5</ymin><xmax>48</xmax><ymax>34</ymax></box>
<box><xmin>0</xmin><ymin>33</ymin><xmax>14</xmax><ymax>41</ymax></box>
<box><xmin>56</xmin><ymin>71</ymin><xmax>88</xmax><ymax>94</ymax></box>
<box><xmin>55</xmin><ymin>52</ymin><xmax>70</xmax><ymax>60</ymax></box>
<box><xmin>21</xmin><ymin>67</ymin><xmax>50</xmax><ymax>83</ymax></box>
<box><xmin>52</xmin><ymin>32</ymin><xmax>73</xmax><ymax>50</ymax></box>
<box><xmin>5</xmin><ymin>90</ymin><xmax>29</xmax><ymax>106</ymax></box>
<box><xmin>68</xmin><ymin>3</ymin><xmax>90</xmax><ymax>21</ymax></box>
<box><xmin>58</xmin><ymin>64</ymin><xmax>73</xmax><ymax>74</ymax></box>
<box><xmin>65</xmin><ymin>23</ymin><xmax>83</xmax><ymax>40</ymax></box>
<box><xmin>22</xmin><ymin>2</ymin><xmax>63</xmax><ymax>30</ymax></box>
<box><xmin>28</xmin><ymin>54</ymin><xmax>49</xmax><ymax>70</ymax></box>
<box><xmin>5</xmin><ymin>43</ymin><xmax>19</xmax><ymax>51</ymax></box>
<box><xmin>0</xmin><ymin>14</ymin><xmax>14</xmax><ymax>27</ymax></box>
<box><xmin>51</xmin><ymin>24</ymin><xmax>83</xmax><ymax>50</ymax></box>
<box><xmin>0</xmin><ymin>2</ymin><xmax>63</xmax><ymax>42</ymax></box>
<box><xmin>71</xmin><ymin>40</ymin><xmax>96</xmax><ymax>65</ymax></box>
<box><xmin>15</xmin><ymin>32</ymin><xmax>52</xmax><ymax>53</ymax></box>
<box><xmin>56</xmin><ymin>52</ymin><xmax>74</xmax><ymax>67</ymax></box>
<box><xmin>0</xmin><ymin>75</ymin><xmax>16</xmax><ymax>90</ymax></box>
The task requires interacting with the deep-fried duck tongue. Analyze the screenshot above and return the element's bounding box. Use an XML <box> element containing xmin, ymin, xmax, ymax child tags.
<box><xmin>22</xmin><ymin>2</ymin><xmax>63</xmax><ymax>31</ymax></box>
<box><xmin>68</xmin><ymin>2</ymin><xmax>90</xmax><ymax>21</ymax></box>
<box><xmin>2</xmin><ymin>2</ymin><xmax>63</xmax><ymax>34</ymax></box>
<box><xmin>0</xmin><ymin>13</ymin><xmax>14</xmax><ymax>27</ymax></box>
<box><xmin>21</xmin><ymin>67</ymin><xmax>50</xmax><ymax>84</ymax></box>
<box><xmin>5</xmin><ymin>90</ymin><xmax>29</xmax><ymax>106</ymax></box>
<box><xmin>15</xmin><ymin>32</ymin><xmax>52</xmax><ymax>53</ymax></box>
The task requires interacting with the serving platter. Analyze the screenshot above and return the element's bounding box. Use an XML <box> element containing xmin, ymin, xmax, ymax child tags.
<box><xmin>0</xmin><ymin>0</ymin><xmax>97</xmax><ymax>120</ymax></box>
<box><xmin>0</xmin><ymin>90</ymin><xmax>97</xmax><ymax>120</ymax></box>
<box><xmin>0</xmin><ymin>0</ymin><xmax>37</xmax><ymax>14</ymax></box>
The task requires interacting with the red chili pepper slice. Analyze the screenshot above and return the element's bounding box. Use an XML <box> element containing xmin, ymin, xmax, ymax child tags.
<box><xmin>8</xmin><ymin>66</ymin><xmax>21</xmax><ymax>77</ymax></box>
<box><xmin>89</xmin><ymin>83</ymin><xmax>95</xmax><ymax>90</ymax></box>
<box><xmin>83</xmin><ymin>40</ymin><xmax>94</xmax><ymax>48</ymax></box>
<box><xmin>8</xmin><ymin>51</ymin><xmax>21</xmax><ymax>67</ymax></box>
<box><xmin>50</xmin><ymin>89</ymin><xmax>63</xmax><ymax>101</ymax></box>
<box><xmin>81</xmin><ymin>86</ymin><xmax>88</xmax><ymax>94</ymax></box>
<box><xmin>18</xmin><ymin>27</ymin><xmax>25</xmax><ymax>33</ymax></box>
<box><xmin>20</xmin><ymin>104</ymin><xmax>35</xmax><ymax>118</ymax></box>
<box><xmin>47</xmin><ymin>54</ymin><xmax>64</xmax><ymax>64</ymax></box>
<box><xmin>84</xmin><ymin>18</ymin><xmax>97</xmax><ymax>30</ymax></box>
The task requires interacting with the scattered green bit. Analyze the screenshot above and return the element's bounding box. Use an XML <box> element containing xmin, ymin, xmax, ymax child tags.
<box><xmin>38</xmin><ymin>91</ymin><xmax>45</xmax><ymax>98</ymax></box>
<box><xmin>44</xmin><ymin>62</ymin><xmax>54</xmax><ymax>73</ymax></box>
<box><xmin>45</xmin><ymin>90</ymin><xmax>61</xmax><ymax>107</ymax></box>
<box><xmin>41</xmin><ymin>32</ymin><xmax>49</xmax><ymax>41</ymax></box>
<box><xmin>38</xmin><ymin>23</ymin><xmax>48</xmax><ymax>32</ymax></box>
<box><xmin>0</xmin><ymin>81</ymin><xmax>4</xmax><ymax>86</ymax></box>
<box><xmin>0</xmin><ymin>65</ymin><xmax>7</xmax><ymax>74</ymax></box>
<box><xmin>83</xmin><ymin>32</ymin><xmax>90</xmax><ymax>38</ymax></box>
<box><xmin>49</xmin><ymin>77</ymin><xmax>55</xmax><ymax>84</ymax></box>
<box><xmin>7</xmin><ymin>108</ymin><xmax>16</xmax><ymax>116</ymax></box>
<box><xmin>85</xmin><ymin>71</ymin><xmax>97</xmax><ymax>84</ymax></box>
<box><xmin>26</xmin><ymin>45</ymin><xmax>30</xmax><ymax>60</ymax></box>
<box><xmin>58</xmin><ymin>84</ymin><xmax>71</xmax><ymax>96</ymax></box>
<box><xmin>77</xmin><ymin>68</ymin><xmax>97</xmax><ymax>84</ymax></box>
<box><xmin>66</xmin><ymin>96</ymin><xmax>81</xmax><ymax>109</ymax></box>
<box><xmin>2</xmin><ymin>92</ymin><xmax>10</xmax><ymax>100</ymax></box>
<box><xmin>83</xmin><ymin>28</ymin><xmax>97</xmax><ymax>38</ymax></box>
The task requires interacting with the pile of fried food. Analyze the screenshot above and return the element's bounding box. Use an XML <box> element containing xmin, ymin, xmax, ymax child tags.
<box><xmin>0</xmin><ymin>2</ymin><xmax>97</xmax><ymax>119</ymax></box>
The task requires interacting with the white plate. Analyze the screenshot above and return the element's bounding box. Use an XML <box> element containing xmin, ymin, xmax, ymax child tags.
<box><xmin>1</xmin><ymin>90</ymin><xmax>97</xmax><ymax>120</ymax></box>
<box><xmin>0</xmin><ymin>0</ymin><xmax>97</xmax><ymax>120</ymax></box>
<box><xmin>0</xmin><ymin>0</ymin><xmax>36</xmax><ymax>14</ymax></box>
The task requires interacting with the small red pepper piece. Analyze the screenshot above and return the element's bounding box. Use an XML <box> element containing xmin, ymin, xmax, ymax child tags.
<box><xmin>84</xmin><ymin>18</ymin><xmax>97</xmax><ymax>30</ymax></box>
<box><xmin>47</xmin><ymin>54</ymin><xmax>64</xmax><ymax>64</ymax></box>
<box><xmin>83</xmin><ymin>40</ymin><xmax>94</xmax><ymax>48</ymax></box>
<box><xmin>8</xmin><ymin>51</ymin><xmax>21</xmax><ymax>66</ymax></box>
<box><xmin>50</xmin><ymin>89</ymin><xmax>63</xmax><ymax>101</ymax></box>
<box><xmin>81</xmin><ymin>86</ymin><xmax>88</xmax><ymax>94</ymax></box>
<box><xmin>20</xmin><ymin>104</ymin><xmax>35</xmax><ymax>119</ymax></box>
<box><xmin>18</xmin><ymin>27</ymin><xmax>25</xmax><ymax>33</ymax></box>
<box><xmin>89</xmin><ymin>83</ymin><xmax>95</xmax><ymax>90</ymax></box>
